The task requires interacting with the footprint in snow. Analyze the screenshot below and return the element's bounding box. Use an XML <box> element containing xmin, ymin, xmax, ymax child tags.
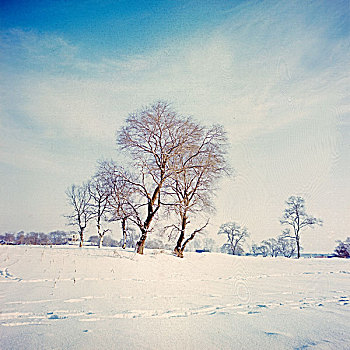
<box><xmin>265</xmin><ymin>332</ymin><xmax>279</xmax><ymax>336</ymax></box>
<box><xmin>0</xmin><ymin>268</ymin><xmax>22</xmax><ymax>281</ymax></box>
<box><xmin>47</xmin><ymin>313</ymin><xmax>67</xmax><ymax>320</ymax></box>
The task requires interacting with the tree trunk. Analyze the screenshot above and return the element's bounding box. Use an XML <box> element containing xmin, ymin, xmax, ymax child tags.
<box><xmin>232</xmin><ymin>242</ymin><xmax>238</xmax><ymax>255</ymax></box>
<box><xmin>174</xmin><ymin>214</ymin><xmax>187</xmax><ymax>257</ymax></box>
<box><xmin>136</xmin><ymin>204</ymin><xmax>159</xmax><ymax>254</ymax></box>
<box><xmin>136</xmin><ymin>229</ymin><xmax>147</xmax><ymax>254</ymax></box>
<box><xmin>174</xmin><ymin>239</ymin><xmax>184</xmax><ymax>257</ymax></box>
<box><xmin>97</xmin><ymin>221</ymin><xmax>101</xmax><ymax>247</ymax></box>
<box><xmin>98</xmin><ymin>235</ymin><xmax>103</xmax><ymax>248</ymax></box>
<box><xmin>121</xmin><ymin>218</ymin><xmax>127</xmax><ymax>248</ymax></box>
<box><xmin>296</xmin><ymin>239</ymin><xmax>300</xmax><ymax>259</ymax></box>
<box><xmin>136</xmin><ymin>182</ymin><xmax>163</xmax><ymax>254</ymax></box>
<box><xmin>176</xmin><ymin>248</ymin><xmax>184</xmax><ymax>258</ymax></box>
<box><xmin>179</xmin><ymin>231</ymin><xmax>197</xmax><ymax>257</ymax></box>
<box><xmin>176</xmin><ymin>220</ymin><xmax>209</xmax><ymax>258</ymax></box>
<box><xmin>136</xmin><ymin>237</ymin><xmax>146</xmax><ymax>254</ymax></box>
<box><xmin>79</xmin><ymin>230</ymin><xmax>84</xmax><ymax>247</ymax></box>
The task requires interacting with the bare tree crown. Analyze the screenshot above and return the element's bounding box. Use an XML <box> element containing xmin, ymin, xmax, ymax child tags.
<box><xmin>218</xmin><ymin>222</ymin><xmax>249</xmax><ymax>255</ymax></box>
<box><xmin>280</xmin><ymin>196</ymin><xmax>322</xmax><ymax>238</ymax></box>
<box><xmin>280</xmin><ymin>195</ymin><xmax>322</xmax><ymax>258</ymax></box>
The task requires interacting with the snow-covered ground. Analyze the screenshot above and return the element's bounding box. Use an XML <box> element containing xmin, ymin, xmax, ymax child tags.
<box><xmin>0</xmin><ymin>245</ymin><xmax>349</xmax><ymax>349</ymax></box>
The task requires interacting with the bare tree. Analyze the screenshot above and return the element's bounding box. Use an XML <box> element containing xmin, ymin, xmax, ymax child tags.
<box><xmin>334</xmin><ymin>237</ymin><xmax>350</xmax><ymax>258</ymax></box>
<box><xmin>277</xmin><ymin>229</ymin><xmax>296</xmax><ymax>258</ymax></box>
<box><xmin>65</xmin><ymin>183</ymin><xmax>93</xmax><ymax>247</ymax></box>
<box><xmin>251</xmin><ymin>243</ymin><xmax>269</xmax><ymax>257</ymax></box>
<box><xmin>280</xmin><ymin>196</ymin><xmax>322</xmax><ymax>259</ymax></box>
<box><xmin>218</xmin><ymin>222</ymin><xmax>249</xmax><ymax>255</ymax></box>
<box><xmin>166</xmin><ymin>124</ymin><xmax>229</xmax><ymax>257</ymax></box>
<box><xmin>261</xmin><ymin>238</ymin><xmax>280</xmax><ymax>257</ymax></box>
<box><xmin>251</xmin><ymin>232</ymin><xmax>296</xmax><ymax>258</ymax></box>
<box><xmin>117</xmin><ymin>101</ymin><xmax>203</xmax><ymax>254</ymax></box>
<box><xmin>89</xmin><ymin>175</ymin><xmax>111</xmax><ymax>248</ymax></box>
<box><xmin>97</xmin><ymin>160</ymin><xmax>141</xmax><ymax>249</ymax></box>
<box><xmin>222</xmin><ymin>242</ymin><xmax>245</xmax><ymax>255</ymax></box>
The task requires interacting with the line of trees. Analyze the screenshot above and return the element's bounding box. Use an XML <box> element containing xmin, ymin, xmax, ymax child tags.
<box><xmin>0</xmin><ymin>230</ymin><xmax>131</xmax><ymax>248</ymax></box>
<box><xmin>0</xmin><ymin>230</ymin><xmax>77</xmax><ymax>245</ymax></box>
<box><xmin>65</xmin><ymin>101</ymin><xmax>229</xmax><ymax>257</ymax></box>
<box><xmin>3</xmin><ymin>193</ymin><xmax>341</xmax><ymax>259</ymax></box>
<box><xmin>219</xmin><ymin>196</ymin><xmax>323</xmax><ymax>259</ymax></box>
<box><xmin>251</xmin><ymin>233</ymin><xmax>296</xmax><ymax>258</ymax></box>
<box><xmin>62</xmin><ymin>102</ymin><xmax>331</xmax><ymax>260</ymax></box>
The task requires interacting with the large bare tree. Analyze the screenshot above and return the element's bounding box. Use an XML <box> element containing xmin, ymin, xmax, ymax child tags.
<box><xmin>65</xmin><ymin>183</ymin><xmax>93</xmax><ymax>247</ymax></box>
<box><xmin>280</xmin><ymin>196</ymin><xmax>322</xmax><ymax>258</ymax></box>
<box><xmin>117</xmin><ymin>101</ymin><xmax>201</xmax><ymax>254</ymax></box>
<box><xmin>166</xmin><ymin>124</ymin><xmax>229</xmax><ymax>257</ymax></box>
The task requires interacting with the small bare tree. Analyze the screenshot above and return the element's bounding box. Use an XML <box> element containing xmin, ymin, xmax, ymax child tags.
<box><xmin>280</xmin><ymin>196</ymin><xmax>322</xmax><ymax>259</ymax></box>
<box><xmin>89</xmin><ymin>175</ymin><xmax>111</xmax><ymax>248</ymax></box>
<box><xmin>277</xmin><ymin>229</ymin><xmax>296</xmax><ymax>258</ymax></box>
<box><xmin>251</xmin><ymin>243</ymin><xmax>269</xmax><ymax>257</ymax></box>
<box><xmin>334</xmin><ymin>237</ymin><xmax>350</xmax><ymax>258</ymax></box>
<box><xmin>261</xmin><ymin>238</ymin><xmax>280</xmax><ymax>257</ymax></box>
<box><xmin>218</xmin><ymin>222</ymin><xmax>249</xmax><ymax>255</ymax></box>
<box><xmin>96</xmin><ymin>160</ymin><xmax>138</xmax><ymax>249</ymax></box>
<box><xmin>65</xmin><ymin>183</ymin><xmax>93</xmax><ymax>247</ymax></box>
<box><xmin>117</xmin><ymin>101</ymin><xmax>203</xmax><ymax>254</ymax></box>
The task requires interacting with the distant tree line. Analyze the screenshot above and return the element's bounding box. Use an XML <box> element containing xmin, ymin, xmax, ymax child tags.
<box><xmin>251</xmin><ymin>233</ymin><xmax>296</xmax><ymax>258</ymax></box>
<box><xmin>0</xmin><ymin>231</ymin><xmax>77</xmax><ymax>245</ymax></box>
<box><xmin>0</xmin><ymin>230</ymin><xmax>139</xmax><ymax>248</ymax></box>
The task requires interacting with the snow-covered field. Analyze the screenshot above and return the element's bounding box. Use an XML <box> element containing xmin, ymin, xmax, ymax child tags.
<box><xmin>0</xmin><ymin>246</ymin><xmax>349</xmax><ymax>349</ymax></box>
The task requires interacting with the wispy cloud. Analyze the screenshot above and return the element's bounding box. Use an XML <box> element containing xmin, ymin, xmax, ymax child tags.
<box><xmin>2</xmin><ymin>1</ymin><xmax>348</xmax><ymax>144</ymax></box>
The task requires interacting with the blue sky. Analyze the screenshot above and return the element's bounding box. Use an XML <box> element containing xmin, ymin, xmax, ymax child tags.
<box><xmin>1</xmin><ymin>0</ymin><xmax>243</xmax><ymax>57</ymax></box>
<box><xmin>1</xmin><ymin>0</ymin><xmax>349</xmax><ymax>252</ymax></box>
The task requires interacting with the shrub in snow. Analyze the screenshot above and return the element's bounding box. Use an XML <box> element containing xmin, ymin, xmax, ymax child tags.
<box><xmin>334</xmin><ymin>237</ymin><xmax>350</xmax><ymax>258</ymax></box>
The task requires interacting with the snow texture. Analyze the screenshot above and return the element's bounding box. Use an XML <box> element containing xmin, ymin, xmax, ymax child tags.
<box><xmin>0</xmin><ymin>245</ymin><xmax>349</xmax><ymax>349</ymax></box>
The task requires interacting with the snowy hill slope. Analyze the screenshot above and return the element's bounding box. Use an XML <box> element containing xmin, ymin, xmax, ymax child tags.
<box><xmin>0</xmin><ymin>245</ymin><xmax>349</xmax><ymax>349</ymax></box>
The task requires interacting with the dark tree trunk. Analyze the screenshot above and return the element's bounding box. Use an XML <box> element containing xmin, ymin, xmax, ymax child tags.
<box><xmin>296</xmin><ymin>239</ymin><xmax>300</xmax><ymax>259</ymax></box>
<box><xmin>232</xmin><ymin>242</ymin><xmax>238</xmax><ymax>255</ymax></box>
<box><xmin>174</xmin><ymin>214</ymin><xmax>187</xmax><ymax>257</ymax></box>
<box><xmin>136</xmin><ymin>183</ymin><xmax>162</xmax><ymax>254</ymax></box>
<box><xmin>79</xmin><ymin>229</ymin><xmax>84</xmax><ymax>247</ymax></box>
<box><xmin>121</xmin><ymin>218</ymin><xmax>127</xmax><ymax>249</ymax></box>
<box><xmin>179</xmin><ymin>231</ymin><xmax>197</xmax><ymax>257</ymax></box>
<box><xmin>97</xmin><ymin>221</ymin><xmax>101</xmax><ymax>248</ymax></box>
<box><xmin>136</xmin><ymin>229</ymin><xmax>147</xmax><ymax>254</ymax></box>
<box><xmin>175</xmin><ymin>220</ymin><xmax>209</xmax><ymax>258</ymax></box>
